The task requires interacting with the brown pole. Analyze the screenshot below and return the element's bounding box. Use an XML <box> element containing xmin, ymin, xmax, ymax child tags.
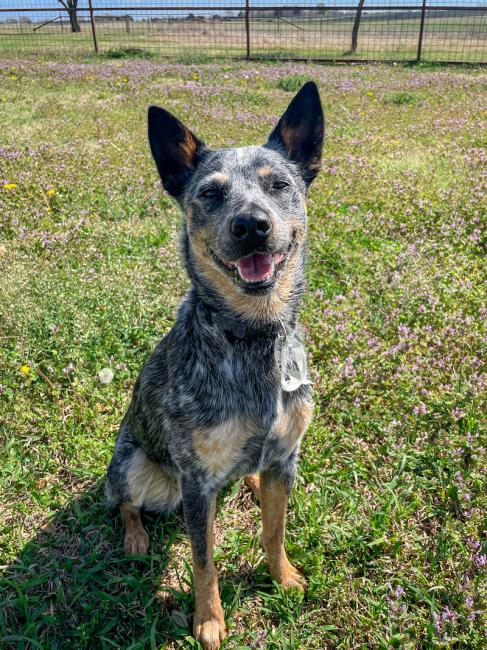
<box><xmin>416</xmin><ymin>0</ymin><xmax>427</xmax><ymax>62</ymax></box>
<box><xmin>245</xmin><ymin>0</ymin><xmax>250</xmax><ymax>60</ymax></box>
<box><xmin>88</xmin><ymin>0</ymin><xmax>99</xmax><ymax>54</ymax></box>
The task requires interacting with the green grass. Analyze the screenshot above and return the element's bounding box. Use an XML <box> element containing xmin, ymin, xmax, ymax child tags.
<box><xmin>0</xmin><ymin>59</ymin><xmax>486</xmax><ymax>649</ymax></box>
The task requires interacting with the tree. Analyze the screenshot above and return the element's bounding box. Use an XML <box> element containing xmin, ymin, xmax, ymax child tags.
<box><xmin>58</xmin><ymin>0</ymin><xmax>81</xmax><ymax>33</ymax></box>
<box><xmin>351</xmin><ymin>0</ymin><xmax>365</xmax><ymax>54</ymax></box>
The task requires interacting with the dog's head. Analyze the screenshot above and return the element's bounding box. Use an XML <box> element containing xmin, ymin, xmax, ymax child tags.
<box><xmin>148</xmin><ymin>81</ymin><xmax>324</xmax><ymax>322</ymax></box>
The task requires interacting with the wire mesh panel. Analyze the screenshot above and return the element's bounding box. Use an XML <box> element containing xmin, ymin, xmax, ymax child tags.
<box><xmin>0</xmin><ymin>1</ymin><xmax>95</xmax><ymax>57</ymax></box>
<box><xmin>88</xmin><ymin>9</ymin><xmax>247</xmax><ymax>58</ymax></box>
<box><xmin>422</xmin><ymin>7</ymin><xmax>487</xmax><ymax>62</ymax></box>
<box><xmin>249</xmin><ymin>7</ymin><xmax>427</xmax><ymax>61</ymax></box>
<box><xmin>0</xmin><ymin>0</ymin><xmax>485</xmax><ymax>62</ymax></box>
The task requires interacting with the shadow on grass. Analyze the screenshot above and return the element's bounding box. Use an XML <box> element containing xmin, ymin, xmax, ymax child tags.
<box><xmin>0</xmin><ymin>481</ymin><xmax>263</xmax><ymax>649</ymax></box>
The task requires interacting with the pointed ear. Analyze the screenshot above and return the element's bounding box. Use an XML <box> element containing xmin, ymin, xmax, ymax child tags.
<box><xmin>266</xmin><ymin>81</ymin><xmax>324</xmax><ymax>187</ymax></box>
<box><xmin>148</xmin><ymin>106</ymin><xmax>206</xmax><ymax>199</ymax></box>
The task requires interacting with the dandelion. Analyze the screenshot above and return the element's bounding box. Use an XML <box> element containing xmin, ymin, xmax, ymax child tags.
<box><xmin>20</xmin><ymin>365</ymin><xmax>30</xmax><ymax>376</ymax></box>
<box><xmin>98</xmin><ymin>367</ymin><xmax>114</xmax><ymax>384</ymax></box>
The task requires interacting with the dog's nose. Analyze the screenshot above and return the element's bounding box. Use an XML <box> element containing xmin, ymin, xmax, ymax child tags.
<box><xmin>230</xmin><ymin>212</ymin><xmax>272</xmax><ymax>243</ymax></box>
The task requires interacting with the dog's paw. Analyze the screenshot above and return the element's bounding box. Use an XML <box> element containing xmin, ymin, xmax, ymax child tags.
<box><xmin>272</xmin><ymin>560</ymin><xmax>307</xmax><ymax>591</ymax></box>
<box><xmin>124</xmin><ymin>528</ymin><xmax>149</xmax><ymax>556</ymax></box>
<box><xmin>193</xmin><ymin>611</ymin><xmax>226</xmax><ymax>650</ymax></box>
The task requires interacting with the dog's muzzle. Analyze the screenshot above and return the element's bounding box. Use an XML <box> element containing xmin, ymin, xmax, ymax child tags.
<box><xmin>209</xmin><ymin>232</ymin><xmax>296</xmax><ymax>293</ymax></box>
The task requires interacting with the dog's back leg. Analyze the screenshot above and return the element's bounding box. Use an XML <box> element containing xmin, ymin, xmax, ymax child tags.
<box><xmin>120</xmin><ymin>502</ymin><xmax>150</xmax><ymax>555</ymax></box>
<box><xmin>106</xmin><ymin>419</ymin><xmax>181</xmax><ymax>555</ymax></box>
<box><xmin>244</xmin><ymin>474</ymin><xmax>260</xmax><ymax>500</ymax></box>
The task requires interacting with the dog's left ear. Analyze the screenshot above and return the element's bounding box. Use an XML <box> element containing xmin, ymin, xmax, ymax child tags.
<box><xmin>266</xmin><ymin>81</ymin><xmax>324</xmax><ymax>187</ymax></box>
<box><xmin>148</xmin><ymin>106</ymin><xmax>206</xmax><ymax>199</ymax></box>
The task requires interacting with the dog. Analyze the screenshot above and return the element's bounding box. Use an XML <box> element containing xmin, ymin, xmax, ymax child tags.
<box><xmin>105</xmin><ymin>81</ymin><xmax>324</xmax><ymax>650</ymax></box>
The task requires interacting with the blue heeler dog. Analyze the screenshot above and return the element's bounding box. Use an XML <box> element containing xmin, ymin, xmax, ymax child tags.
<box><xmin>105</xmin><ymin>81</ymin><xmax>324</xmax><ymax>649</ymax></box>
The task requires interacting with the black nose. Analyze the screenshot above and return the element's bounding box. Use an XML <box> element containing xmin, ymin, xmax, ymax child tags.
<box><xmin>230</xmin><ymin>212</ymin><xmax>272</xmax><ymax>243</ymax></box>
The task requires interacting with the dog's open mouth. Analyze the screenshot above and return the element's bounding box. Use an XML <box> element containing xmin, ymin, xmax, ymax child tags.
<box><xmin>210</xmin><ymin>249</ymin><xmax>289</xmax><ymax>291</ymax></box>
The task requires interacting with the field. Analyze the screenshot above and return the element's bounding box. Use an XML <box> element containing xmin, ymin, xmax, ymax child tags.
<box><xmin>0</xmin><ymin>12</ymin><xmax>486</xmax><ymax>62</ymax></box>
<box><xmin>0</xmin><ymin>59</ymin><xmax>486</xmax><ymax>649</ymax></box>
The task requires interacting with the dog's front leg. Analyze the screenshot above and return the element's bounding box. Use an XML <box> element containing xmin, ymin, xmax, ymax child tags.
<box><xmin>181</xmin><ymin>475</ymin><xmax>226</xmax><ymax>650</ymax></box>
<box><xmin>260</xmin><ymin>460</ymin><xmax>307</xmax><ymax>591</ymax></box>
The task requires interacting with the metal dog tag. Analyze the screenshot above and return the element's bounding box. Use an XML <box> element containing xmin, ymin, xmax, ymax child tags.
<box><xmin>275</xmin><ymin>335</ymin><xmax>311</xmax><ymax>392</ymax></box>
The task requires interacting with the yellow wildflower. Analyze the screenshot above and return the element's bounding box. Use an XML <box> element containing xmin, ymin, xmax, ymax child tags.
<box><xmin>20</xmin><ymin>365</ymin><xmax>30</xmax><ymax>376</ymax></box>
<box><xmin>3</xmin><ymin>183</ymin><xmax>17</xmax><ymax>191</ymax></box>
<box><xmin>47</xmin><ymin>189</ymin><xmax>56</xmax><ymax>197</ymax></box>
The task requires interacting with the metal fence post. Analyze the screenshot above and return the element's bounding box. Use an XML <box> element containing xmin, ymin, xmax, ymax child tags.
<box><xmin>416</xmin><ymin>0</ymin><xmax>427</xmax><ymax>63</ymax></box>
<box><xmin>245</xmin><ymin>0</ymin><xmax>250</xmax><ymax>60</ymax></box>
<box><xmin>88</xmin><ymin>0</ymin><xmax>99</xmax><ymax>54</ymax></box>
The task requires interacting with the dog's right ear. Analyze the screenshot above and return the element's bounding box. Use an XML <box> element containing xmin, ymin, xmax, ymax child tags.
<box><xmin>148</xmin><ymin>106</ymin><xmax>206</xmax><ymax>199</ymax></box>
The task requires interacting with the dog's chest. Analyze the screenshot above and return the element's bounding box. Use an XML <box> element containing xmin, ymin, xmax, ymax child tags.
<box><xmin>191</xmin><ymin>389</ymin><xmax>312</xmax><ymax>483</ymax></box>
<box><xmin>172</xmin><ymin>335</ymin><xmax>281</xmax><ymax>427</ymax></box>
<box><xmin>177</xmin><ymin>341</ymin><xmax>277</xmax><ymax>473</ymax></box>
<box><xmin>189</xmin><ymin>345</ymin><xmax>312</xmax><ymax>480</ymax></box>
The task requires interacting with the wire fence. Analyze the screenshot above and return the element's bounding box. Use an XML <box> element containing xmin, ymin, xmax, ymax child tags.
<box><xmin>0</xmin><ymin>1</ymin><xmax>485</xmax><ymax>63</ymax></box>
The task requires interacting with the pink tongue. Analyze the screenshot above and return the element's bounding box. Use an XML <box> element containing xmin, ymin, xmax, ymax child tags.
<box><xmin>237</xmin><ymin>253</ymin><xmax>273</xmax><ymax>282</ymax></box>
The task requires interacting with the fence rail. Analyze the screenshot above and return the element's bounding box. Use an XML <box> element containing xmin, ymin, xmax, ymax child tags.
<box><xmin>0</xmin><ymin>1</ymin><xmax>485</xmax><ymax>63</ymax></box>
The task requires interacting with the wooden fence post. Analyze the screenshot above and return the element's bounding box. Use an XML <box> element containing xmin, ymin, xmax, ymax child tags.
<box><xmin>416</xmin><ymin>0</ymin><xmax>427</xmax><ymax>62</ymax></box>
<box><xmin>245</xmin><ymin>0</ymin><xmax>250</xmax><ymax>60</ymax></box>
<box><xmin>88</xmin><ymin>0</ymin><xmax>99</xmax><ymax>54</ymax></box>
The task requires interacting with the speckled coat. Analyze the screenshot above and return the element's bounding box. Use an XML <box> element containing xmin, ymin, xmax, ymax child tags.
<box><xmin>105</xmin><ymin>81</ymin><xmax>324</xmax><ymax>650</ymax></box>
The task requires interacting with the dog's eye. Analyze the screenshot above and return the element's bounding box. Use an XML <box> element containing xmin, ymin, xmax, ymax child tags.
<box><xmin>200</xmin><ymin>187</ymin><xmax>221</xmax><ymax>199</ymax></box>
<box><xmin>272</xmin><ymin>181</ymin><xmax>289</xmax><ymax>190</ymax></box>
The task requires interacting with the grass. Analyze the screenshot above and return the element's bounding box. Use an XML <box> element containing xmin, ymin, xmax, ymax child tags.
<box><xmin>0</xmin><ymin>59</ymin><xmax>486</xmax><ymax>649</ymax></box>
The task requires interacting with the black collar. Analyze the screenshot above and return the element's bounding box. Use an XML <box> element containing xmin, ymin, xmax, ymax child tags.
<box><xmin>196</xmin><ymin>299</ymin><xmax>284</xmax><ymax>341</ymax></box>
